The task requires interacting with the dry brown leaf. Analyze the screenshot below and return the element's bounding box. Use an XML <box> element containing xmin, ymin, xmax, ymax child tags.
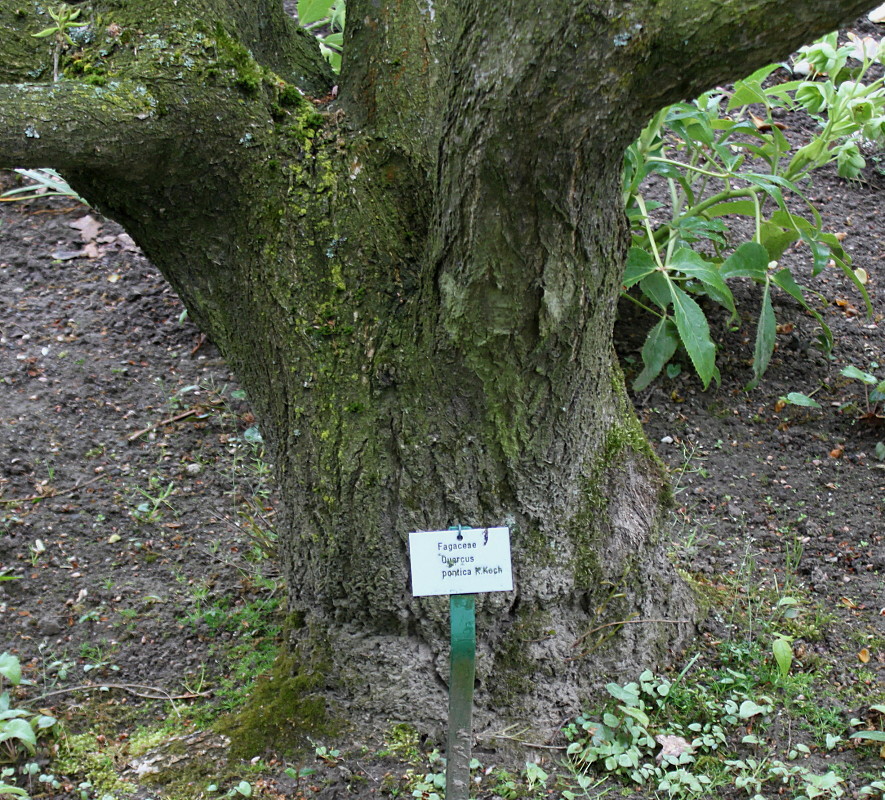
<box><xmin>69</xmin><ymin>214</ymin><xmax>102</xmax><ymax>243</ymax></box>
<box><xmin>655</xmin><ymin>734</ymin><xmax>693</xmax><ymax>762</ymax></box>
<box><xmin>749</xmin><ymin>112</ymin><xmax>786</xmax><ymax>132</ymax></box>
<box><xmin>829</xmin><ymin>444</ymin><xmax>845</xmax><ymax>458</ymax></box>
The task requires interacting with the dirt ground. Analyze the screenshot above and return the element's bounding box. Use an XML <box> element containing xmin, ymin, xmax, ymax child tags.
<box><xmin>1</xmin><ymin>23</ymin><xmax>884</xmax><ymax>800</ymax></box>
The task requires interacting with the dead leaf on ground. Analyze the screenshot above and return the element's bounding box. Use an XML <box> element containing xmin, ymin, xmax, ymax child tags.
<box><xmin>69</xmin><ymin>214</ymin><xmax>102</xmax><ymax>243</ymax></box>
<box><xmin>655</xmin><ymin>734</ymin><xmax>694</xmax><ymax>762</ymax></box>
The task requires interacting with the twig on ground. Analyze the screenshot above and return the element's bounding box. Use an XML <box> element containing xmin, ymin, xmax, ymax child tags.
<box><xmin>126</xmin><ymin>401</ymin><xmax>222</xmax><ymax>442</ymax></box>
<box><xmin>22</xmin><ymin>682</ymin><xmax>211</xmax><ymax>718</ymax></box>
<box><xmin>0</xmin><ymin>473</ymin><xmax>105</xmax><ymax>505</ymax></box>
<box><xmin>492</xmin><ymin>724</ymin><xmax>567</xmax><ymax>750</ymax></box>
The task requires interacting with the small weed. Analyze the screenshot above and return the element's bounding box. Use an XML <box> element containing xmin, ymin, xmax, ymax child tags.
<box><xmin>78</xmin><ymin>643</ymin><xmax>119</xmax><ymax>677</ymax></box>
<box><xmin>207</xmin><ymin>778</ymin><xmax>253</xmax><ymax>797</ymax></box>
<box><xmin>131</xmin><ymin>477</ymin><xmax>175</xmax><ymax>524</ymax></box>
<box><xmin>0</xmin><ymin>653</ymin><xmax>57</xmax><ymax>785</ymax></box>
<box><xmin>623</xmin><ymin>31</ymin><xmax>881</xmax><ymax>390</ymax></box>
<box><xmin>839</xmin><ymin>363</ymin><xmax>885</xmax><ymax>421</ymax></box>
<box><xmin>31</xmin><ymin>4</ymin><xmax>82</xmax><ymax>82</ymax></box>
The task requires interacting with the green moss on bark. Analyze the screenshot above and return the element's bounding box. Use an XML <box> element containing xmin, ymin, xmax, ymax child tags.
<box><xmin>490</xmin><ymin>608</ymin><xmax>554</xmax><ymax>707</ymax></box>
<box><xmin>215</xmin><ymin>621</ymin><xmax>339</xmax><ymax>759</ymax></box>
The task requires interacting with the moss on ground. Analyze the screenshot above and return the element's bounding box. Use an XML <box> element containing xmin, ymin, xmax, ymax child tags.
<box><xmin>215</xmin><ymin>624</ymin><xmax>339</xmax><ymax>759</ymax></box>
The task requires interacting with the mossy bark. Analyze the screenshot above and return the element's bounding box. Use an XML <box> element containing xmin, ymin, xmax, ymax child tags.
<box><xmin>0</xmin><ymin>0</ymin><xmax>877</xmax><ymax>746</ymax></box>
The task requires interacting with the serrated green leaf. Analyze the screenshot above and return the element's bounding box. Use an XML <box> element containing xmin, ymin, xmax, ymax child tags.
<box><xmin>668</xmin><ymin>248</ymin><xmax>736</xmax><ymax>316</ymax></box>
<box><xmin>805</xmin><ymin>237</ymin><xmax>832</xmax><ymax>275</ymax></box>
<box><xmin>639</xmin><ymin>271</ymin><xmax>670</xmax><ymax>311</ymax></box>
<box><xmin>727</xmin><ymin>80</ymin><xmax>768</xmax><ymax>109</ymax></box>
<box><xmin>672</xmin><ymin>216</ymin><xmax>729</xmax><ymax>246</ymax></box>
<box><xmin>633</xmin><ymin>318</ymin><xmax>679</xmax><ymax>392</ymax></box>
<box><xmin>720</xmin><ymin>241</ymin><xmax>770</xmax><ymax>281</ymax></box>
<box><xmin>669</xmin><ymin>284</ymin><xmax>717</xmax><ymax>389</ymax></box>
<box><xmin>769</xmin><ymin>209</ymin><xmax>815</xmax><ymax>232</ymax></box>
<box><xmin>623</xmin><ymin>247</ymin><xmax>657</xmax><ymax>288</ymax></box>
<box><xmin>771</xmin><ymin>268</ymin><xmax>805</xmax><ymax>304</ymax></box>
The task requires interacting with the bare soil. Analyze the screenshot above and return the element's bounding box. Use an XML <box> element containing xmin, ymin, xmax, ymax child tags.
<box><xmin>1</xmin><ymin>28</ymin><xmax>884</xmax><ymax>800</ymax></box>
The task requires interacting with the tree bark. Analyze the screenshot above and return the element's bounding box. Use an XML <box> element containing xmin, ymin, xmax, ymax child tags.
<box><xmin>0</xmin><ymin>0</ymin><xmax>877</xmax><ymax>747</ymax></box>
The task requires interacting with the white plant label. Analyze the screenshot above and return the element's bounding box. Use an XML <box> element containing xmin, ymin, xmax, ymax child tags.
<box><xmin>408</xmin><ymin>527</ymin><xmax>513</xmax><ymax>597</ymax></box>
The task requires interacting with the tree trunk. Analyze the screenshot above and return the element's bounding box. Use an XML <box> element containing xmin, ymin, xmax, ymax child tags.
<box><xmin>0</xmin><ymin>0</ymin><xmax>877</xmax><ymax>750</ymax></box>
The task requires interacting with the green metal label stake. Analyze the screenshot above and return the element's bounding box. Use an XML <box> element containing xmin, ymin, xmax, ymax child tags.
<box><xmin>446</xmin><ymin>526</ymin><xmax>476</xmax><ymax>800</ymax></box>
<box><xmin>407</xmin><ymin>524</ymin><xmax>514</xmax><ymax>800</ymax></box>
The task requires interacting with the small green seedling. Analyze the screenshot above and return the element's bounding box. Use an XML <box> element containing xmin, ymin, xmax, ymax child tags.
<box><xmin>32</xmin><ymin>5</ymin><xmax>82</xmax><ymax>81</ymax></box>
<box><xmin>840</xmin><ymin>364</ymin><xmax>885</xmax><ymax>420</ymax></box>
<box><xmin>850</xmin><ymin>705</ymin><xmax>885</xmax><ymax>754</ymax></box>
<box><xmin>778</xmin><ymin>391</ymin><xmax>822</xmax><ymax>409</ymax></box>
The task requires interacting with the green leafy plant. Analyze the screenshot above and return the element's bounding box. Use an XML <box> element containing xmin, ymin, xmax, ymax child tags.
<box><xmin>207</xmin><ymin>779</ymin><xmax>252</xmax><ymax>797</ymax></box>
<box><xmin>312</xmin><ymin>742</ymin><xmax>341</xmax><ymax>764</ymax></box>
<box><xmin>31</xmin><ymin>5</ymin><xmax>82</xmax><ymax>82</ymax></box>
<box><xmin>0</xmin><ymin>654</ymin><xmax>56</xmax><ymax>769</ymax></box>
<box><xmin>859</xmin><ymin>767</ymin><xmax>885</xmax><ymax>798</ymax></box>
<box><xmin>623</xmin><ymin>31</ymin><xmax>881</xmax><ymax>391</ymax></box>
<box><xmin>131</xmin><ymin>478</ymin><xmax>175</xmax><ymax>524</ymax></box>
<box><xmin>564</xmin><ymin>660</ymin><xmax>876</xmax><ymax>799</ymax></box>
<box><xmin>778</xmin><ymin>391</ymin><xmax>822</xmax><ymax>409</ymax></box>
<box><xmin>839</xmin><ymin>363</ymin><xmax>885</xmax><ymax>420</ymax></box>
<box><xmin>850</xmin><ymin>705</ymin><xmax>885</xmax><ymax>754</ymax></box>
<box><xmin>564</xmin><ymin>669</ymin><xmax>728</xmax><ymax>790</ymax></box>
<box><xmin>0</xmin><ymin>169</ymin><xmax>84</xmax><ymax>204</ymax></box>
<box><xmin>298</xmin><ymin>0</ymin><xmax>345</xmax><ymax>73</ymax></box>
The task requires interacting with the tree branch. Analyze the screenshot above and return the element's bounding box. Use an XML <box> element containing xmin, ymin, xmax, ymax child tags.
<box><xmin>0</xmin><ymin>81</ymin><xmax>162</xmax><ymax>171</ymax></box>
<box><xmin>632</xmin><ymin>0</ymin><xmax>882</xmax><ymax>115</ymax></box>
